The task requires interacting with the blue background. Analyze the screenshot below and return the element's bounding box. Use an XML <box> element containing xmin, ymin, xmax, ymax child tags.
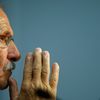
<box><xmin>0</xmin><ymin>0</ymin><xmax>100</xmax><ymax>100</ymax></box>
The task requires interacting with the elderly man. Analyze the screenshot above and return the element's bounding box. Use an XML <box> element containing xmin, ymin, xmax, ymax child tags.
<box><xmin>0</xmin><ymin>8</ymin><xmax>60</xmax><ymax>100</ymax></box>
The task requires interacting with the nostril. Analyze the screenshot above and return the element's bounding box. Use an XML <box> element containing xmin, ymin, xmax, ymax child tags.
<box><xmin>7</xmin><ymin>53</ymin><xmax>21</xmax><ymax>62</ymax></box>
<box><xmin>9</xmin><ymin>57</ymin><xmax>18</xmax><ymax>62</ymax></box>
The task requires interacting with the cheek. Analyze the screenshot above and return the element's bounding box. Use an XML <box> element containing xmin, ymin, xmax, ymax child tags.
<box><xmin>0</xmin><ymin>48</ymin><xmax>8</xmax><ymax>67</ymax></box>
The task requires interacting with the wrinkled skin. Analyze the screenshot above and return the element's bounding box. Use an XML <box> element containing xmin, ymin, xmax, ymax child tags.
<box><xmin>0</xmin><ymin>8</ymin><xmax>60</xmax><ymax>100</ymax></box>
<box><xmin>20</xmin><ymin>49</ymin><xmax>59</xmax><ymax>100</ymax></box>
<box><xmin>9</xmin><ymin>48</ymin><xmax>60</xmax><ymax>100</ymax></box>
<box><xmin>0</xmin><ymin>8</ymin><xmax>20</xmax><ymax>90</ymax></box>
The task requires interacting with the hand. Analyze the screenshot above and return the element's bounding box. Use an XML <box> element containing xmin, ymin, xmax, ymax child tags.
<box><xmin>9</xmin><ymin>77</ymin><xmax>19</xmax><ymax>100</ymax></box>
<box><xmin>9</xmin><ymin>48</ymin><xmax>60</xmax><ymax>100</ymax></box>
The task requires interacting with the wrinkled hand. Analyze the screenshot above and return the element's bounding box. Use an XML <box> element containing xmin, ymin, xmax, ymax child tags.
<box><xmin>9</xmin><ymin>48</ymin><xmax>59</xmax><ymax>100</ymax></box>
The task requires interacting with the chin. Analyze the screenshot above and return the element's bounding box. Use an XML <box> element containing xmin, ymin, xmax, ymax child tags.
<box><xmin>0</xmin><ymin>71</ymin><xmax>12</xmax><ymax>90</ymax></box>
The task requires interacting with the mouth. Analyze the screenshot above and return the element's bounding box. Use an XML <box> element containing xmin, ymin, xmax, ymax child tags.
<box><xmin>0</xmin><ymin>62</ymin><xmax>16</xmax><ymax>90</ymax></box>
<box><xmin>0</xmin><ymin>62</ymin><xmax>15</xmax><ymax>77</ymax></box>
<box><xmin>3</xmin><ymin>62</ymin><xmax>16</xmax><ymax>71</ymax></box>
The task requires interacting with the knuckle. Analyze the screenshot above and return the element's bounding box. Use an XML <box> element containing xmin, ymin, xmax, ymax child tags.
<box><xmin>50</xmin><ymin>81</ymin><xmax>56</xmax><ymax>89</ymax></box>
<box><xmin>33</xmin><ymin>65</ymin><xmax>41</xmax><ymax>71</ymax></box>
<box><xmin>50</xmin><ymin>76</ymin><xmax>57</xmax><ymax>85</ymax></box>
<box><xmin>42</xmin><ymin>68</ymin><xmax>48</xmax><ymax>75</ymax></box>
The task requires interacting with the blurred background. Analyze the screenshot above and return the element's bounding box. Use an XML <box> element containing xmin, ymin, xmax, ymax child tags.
<box><xmin>0</xmin><ymin>0</ymin><xmax>100</xmax><ymax>100</ymax></box>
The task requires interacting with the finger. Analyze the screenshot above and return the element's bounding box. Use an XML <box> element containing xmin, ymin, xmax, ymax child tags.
<box><xmin>50</xmin><ymin>63</ymin><xmax>60</xmax><ymax>92</ymax></box>
<box><xmin>32</xmin><ymin>48</ymin><xmax>42</xmax><ymax>82</ymax></box>
<box><xmin>41</xmin><ymin>51</ymin><xmax>50</xmax><ymax>84</ymax></box>
<box><xmin>23</xmin><ymin>52</ymin><xmax>33</xmax><ymax>82</ymax></box>
<box><xmin>8</xmin><ymin>77</ymin><xmax>19</xmax><ymax>100</ymax></box>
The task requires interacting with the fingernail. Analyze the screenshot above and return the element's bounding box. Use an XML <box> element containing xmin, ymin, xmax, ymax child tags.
<box><xmin>28</xmin><ymin>52</ymin><xmax>32</xmax><ymax>55</ymax></box>
<box><xmin>35</xmin><ymin>47</ymin><xmax>42</xmax><ymax>52</ymax></box>
<box><xmin>53</xmin><ymin>62</ymin><xmax>59</xmax><ymax>71</ymax></box>
<box><xmin>43</xmin><ymin>51</ymin><xmax>49</xmax><ymax>57</ymax></box>
<box><xmin>27</xmin><ymin>52</ymin><xmax>32</xmax><ymax>59</ymax></box>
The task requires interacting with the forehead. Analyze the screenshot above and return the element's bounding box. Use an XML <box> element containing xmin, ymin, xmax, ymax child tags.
<box><xmin>0</xmin><ymin>8</ymin><xmax>13</xmax><ymax>37</ymax></box>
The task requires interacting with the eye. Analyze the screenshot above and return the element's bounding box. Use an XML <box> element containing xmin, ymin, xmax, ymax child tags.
<box><xmin>5</xmin><ymin>37</ymin><xmax>14</xmax><ymax>45</ymax></box>
<box><xmin>0</xmin><ymin>36</ymin><xmax>14</xmax><ymax>46</ymax></box>
<box><xmin>0</xmin><ymin>37</ymin><xmax>5</xmax><ymax>40</ymax></box>
<box><xmin>0</xmin><ymin>37</ymin><xmax>6</xmax><ymax>46</ymax></box>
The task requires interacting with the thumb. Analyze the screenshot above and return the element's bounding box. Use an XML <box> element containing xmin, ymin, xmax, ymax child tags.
<box><xmin>8</xmin><ymin>77</ymin><xmax>19</xmax><ymax>100</ymax></box>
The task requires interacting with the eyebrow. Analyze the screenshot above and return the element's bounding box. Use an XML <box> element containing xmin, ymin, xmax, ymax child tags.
<box><xmin>0</xmin><ymin>31</ymin><xmax>13</xmax><ymax>37</ymax></box>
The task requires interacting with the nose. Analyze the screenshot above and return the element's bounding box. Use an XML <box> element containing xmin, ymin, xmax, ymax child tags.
<box><xmin>7</xmin><ymin>41</ymin><xmax>21</xmax><ymax>61</ymax></box>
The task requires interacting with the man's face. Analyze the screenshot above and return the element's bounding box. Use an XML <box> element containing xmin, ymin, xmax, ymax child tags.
<box><xmin>0</xmin><ymin>9</ymin><xmax>20</xmax><ymax>90</ymax></box>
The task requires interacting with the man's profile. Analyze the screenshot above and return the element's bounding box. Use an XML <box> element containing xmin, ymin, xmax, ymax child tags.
<box><xmin>0</xmin><ymin>7</ymin><xmax>60</xmax><ymax>100</ymax></box>
<box><xmin>0</xmin><ymin>7</ymin><xmax>20</xmax><ymax>90</ymax></box>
